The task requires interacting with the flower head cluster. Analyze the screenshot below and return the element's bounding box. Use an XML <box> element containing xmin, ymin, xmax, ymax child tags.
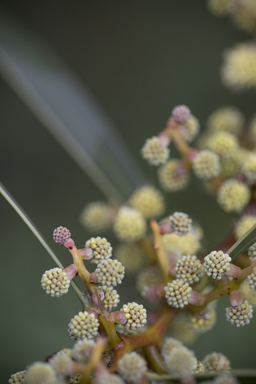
<box><xmin>80</xmin><ymin>202</ymin><xmax>111</xmax><ymax>232</ymax></box>
<box><xmin>165</xmin><ymin>346</ymin><xmax>197</xmax><ymax>377</ymax></box>
<box><xmin>202</xmin><ymin>352</ymin><xmax>230</xmax><ymax>372</ymax></box>
<box><xmin>85</xmin><ymin>237</ymin><xmax>112</xmax><ymax>264</ymax></box>
<box><xmin>226</xmin><ymin>301</ymin><xmax>253</xmax><ymax>326</ymax></box>
<box><xmin>172</xmin><ymin>105</ymin><xmax>191</xmax><ymax>124</ymax></box>
<box><xmin>41</xmin><ymin>268</ymin><xmax>70</xmax><ymax>297</ymax></box>
<box><xmin>158</xmin><ymin>159</ymin><xmax>190</xmax><ymax>192</ymax></box>
<box><xmin>169</xmin><ymin>212</ymin><xmax>192</xmax><ymax>236</ymax></box>
<box><xmin>49</xmin><ymin>352</ymin><xmax>72</xmax><ymax>376</ymax></box>
<box><xmin>217</xmin><ymin>179</ymin><xmax>250</xmax><ymax>212</ymax></box>
<box><xmin>242</xmin><ymin>154</ymin><xmax>256</xmax><ymax>184</ymax></box>
<box><xmin>203</xmin><ymin>250</ymin><xmax>231</xmax><ymax>279</ymax></box>
<box><xmin>129</xmin><ymin>185</ymin><xmax>165</xmax><ymax>218</ymax></box>
<box><xmin>25</xmin><ymin>363</ymin><xmax>57</xmax><ymax>384</ymax></box>
<box><xmin>175</xmin><ymin>255</ymin><xmax>203</xmax><ymax>284</ymax></box>
<box><xmin>72</xmin><ymin>338</ymin><xmax>96</xmax><ymax>363</ymax></box>
<box><xmin>8</xmin><ymin>371</ymin><xmax>27</xmax><ymax>384</ymax></box>
<box><xmin>120</xmin><ymin>302</ymin><xmax>147</xmax><ymax>330</ymax></box>
<box><xmin>100</xmin><ymin>285</ymin><xmax>120</xmax><ymax>310</ymax></box>
<box><xmin>141</xmin><ymin>136</ymin><xmax>169</xmax><ymax>166</ymax></box>
<box><xmin>248</xmin><ymin>242</ymin><xmax>256</xmax><ymax>261</ymax></box>
<box><xmin>235</xmin><ymin>214</ymin><xmax>256</xmax><ymax>239</ymax></box>
<box><xmin>164</xmin><ymin>280</ymin><xmax>192</xmax><ymax>308</ymax></box>
<box><xmin>247</xmin><ymin>271</ymin><xmax>256</xmax><ymax>290</ymax></box>
<box><xmin>161</xmin><ymin>337</ymin><xmax>183</xmax><ymax>359</ymax></box>
<box><xmin>118</xmin><ymin>352</ymin><xmax>147</xmax><ymax>383</ymax></box>
<box><xmin>114</xmin><ymin>206</ymin><xmax>146</xmax><ymax>241</ymax></box>
<box><xmin>115</xmin><ymin>244</ymin><xmax>146</xmax><ymax>273</ymax></box>
<box><xmin>68</xmin><ymin>311</ymin><xmax>99</xmax><ymax>340</ymax></box>
<box><xmin>180</xmin><ymin>115</ymin><xmax>200</xmax><ymax>143</ymax></box>
<box><xmin>206</xmin><ymin>132</ymin><xmax>238</xmax><ymax>158</ymax></box>
<box><xmin>207</xmin><ymin>106</ymin><xmax>244</xmax><ymax>136</ymax></box>
<box><xmin>189</xmin><ymin>307</ymin><xmax>217</xmax><ymax>333</ymax></box>
<box><xmin>192</xmin><ymin>150</ymin><xmax>220</xmax><ymax>180</ymax></box>
<box><xmin>95</xmin><ymin>259</ymin><xmax>125</xmax><ymax>287</ymax></box>
<box><xmin>53</xmin><ymin>226</ymin><xmax>71</xmax><ymax>245</ymax></box>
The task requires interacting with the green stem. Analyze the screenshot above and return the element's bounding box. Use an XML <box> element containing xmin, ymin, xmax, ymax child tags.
<box><xmin>150</xmin><ymin>220</ymin><xmax>171</xmax><ymax>284</ymax></box>
<box><xmin>144</xmin><ymin>346</ymin><xmax>168</xmax><ymax>374</ymax></box>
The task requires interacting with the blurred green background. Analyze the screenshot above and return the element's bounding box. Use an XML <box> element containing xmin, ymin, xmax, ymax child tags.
<box><xmin>1</xmin><ymin>0</ymin><xmax>256</xmax><ymax>381</ymax></box>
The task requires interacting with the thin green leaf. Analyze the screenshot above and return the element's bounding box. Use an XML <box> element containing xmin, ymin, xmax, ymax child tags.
<box><xmin>227</xmin><ymin>223</ymin><xmax>256</xmax><ymax>260</ymax></box>
<box><xmin>0</xmin><ymin>182</ymin><xmax>89</xmax><ymax>309</ymax></box>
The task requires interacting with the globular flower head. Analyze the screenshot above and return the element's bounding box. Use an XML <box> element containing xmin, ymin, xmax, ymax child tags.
<box><xmin>180</xmin><ymin>115</ymin><xmax>200</xmax><ymax>143</ymax></box>
<box><xmin>121</xmin><ymin>302</ymin><xmax>147</xmax><ymax>330</ymax></box>
<box><xmin>163</xmin><ymin>231</ymin><xmax>201</xmax><ymax>256</ymax></box>
<box><xmin>169</xmin><ymin>212</ymin><xmax>192</xmax><ymax>236</ymax></box>
<box><xmin>226</xmin><ymin>300</ymin><xmax>253</xmax><ymax>326</ymax></box>
<box><xmin>53</xmin><ymin>226</ymin><xmax>71</xmax><ymax>245</ymax></box>
<box><xmin>118</xmin><ymin>352</ymin><xmax>147</xmax><ymax>383</ymax></box>
<box><xmin>165</xmin><ymin>346</ymin><xmax>197</xmax><ymax>377</ymax></box>
<box><xmin>217</xmin><ymin>179</ymin><xmax>250</xmax><ymax>213</ymax></box>
<box><xmin>68</xmin><ymin>311</ymin><xmax>99</xmax><ymax>340</ymax></box>
<box><xmin>95</xmin><ymin>259</ymin><xmax>125</xmax><ymax>287</ymax></box>
<box><xmin>248</xmin><ymin>241</ymin><xmax>256</xmax><ymax>261</ymax></box>
<box><xmin>161</xmin><ymin>337</ymin><xmax>183</xmax><ymax>359</ymax></box>
<box><xmin>41</xmin><ymin>268</ymin><xmax>70</xmax><ymax>297</ymax></box>
<box><xmin>115</xmin><ymin>244</ymin><xmax>146</xmax><ymax>273</ymax></box>
<box><xmin>25</xmin><ymin>362</ymin><xmax>57</xmax><ymax>384</ymax></box>
<box><xmin>100</xmin><ymin>285</ymin><xmax>120</xmax><ymax>310</ymax></box>
<box><xmin>172</xmin><ymin>105</ymin><xmax>191</xmax><ymax>124</ymax></box>
<box><xmin>49</xmin><ymin>352</ymin><xmax>72</xmax><ymax>377</ymax></box>
<box><xmin>129</xmin><ymin>185</ymin><xmax>165</xmax><ymax>219</ymax></box>
<box><xmin>203</xmin><ymin>250</ymin><xmax>231</xmax><ymax>280</ymax></box>
<box><xmin>8</xmin><ymin>371</ymin><xmax>27</xmax><ymax>384</ymax></box>
<box><xmin>220</xmin><ymin>148</ymin><xmax>250</xmax><ymax>179</ymax></box>
<box><xmin>189</xmin><ymin>307</ymin><xmax>217</xmax><ymax>333</ymax></box>
<box><xmin>85</xmin><ymin>237</ymin><xmax>112</xmax><ymax>264</ymax></box>
<box><xmin>247</xmin><ymin>271</ymin><xmax>256</xmax><ymax>291</ymax></box>
<box><xmin>164</xmin><ymin>280</ymin><xmax>192</xmax><ymax>308</ymax></box>
<box><xmin>79</xmin><ymin>202</ymin><xmax>112</xmax><ymax>232</ymax></box>
<box><xmin>192</xmin><ymin>150</ymin><xmax>220</xmax><ymax>180</ymax></box>
<box><xmin>221</xmin><ymin>43</ymin><xmax>256</xmax><ymax>91</ymax></box>
<box><xmin>206</xmin><ymin>132</ymin><xmax>238</xmax><ymax>158</ymax></box>
<box><xmin>141</xmin><ymin>136</ymin><xmax>170</xmax><ymax>166</ymax></box>
<box><xmin>114</xmin><ymin>206</ymin><xmax>146</xmax><ymax>242</ymax></box>
<box><xmin>72</xmin><ymin>338</ymin><xmax>96</xmax><ymax>363</ymax></box>
<box><xmin>158</xmin><ymin>159</ymin><xmax>190</xmax><ymax>192</ymax></box>
<box><xmin>207</xmin><ymin>106</ymin><xmax>244</xmax><ymax>136</ymax></box>
<box><xmin>202</xmin><ymin>352</ymin><xmax>231</xmax><ymax>371</ymax></box>
<box><xmin>241</xmin><ymin>280</ymin><xmax>256</xmax><ymax>307</ymax></box>
<box><xmin>194</xmin><ymin>360</ymin><xmax>205</xmax><ymax>374</ymax></box>
<box><xmin>235</xmin><ymin>214</ymin><xmax>256</xmax><ymax>239</ymax></box>
<box><xmin>171</xmin><ymin>315</ymin><xmax>197</xmax><ymax>345</ymax></box>
<box><xmin>207</xmin><ymin>0</ymin><xmax>233</xmax><ymax>16</ymax></box>
<box><xmin>242</xmin><ymin>154</ymin><xmax>256</xmax><ymax>184</ymax></box>
<box><xmin>175</xmin><ymin>255</ymin><xmax>203</xmax><ymax>284</ymax></box>
<box><xmin>136</xmin><ymin>266</ymin><xmax>162</xmax><ymax>293</ymax></box>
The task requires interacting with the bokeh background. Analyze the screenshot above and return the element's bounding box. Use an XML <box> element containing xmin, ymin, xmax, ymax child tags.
<box><xmin>1</xmin><ymin>0</ymin><xmax>256</xmax><ymax>381</ymax></box>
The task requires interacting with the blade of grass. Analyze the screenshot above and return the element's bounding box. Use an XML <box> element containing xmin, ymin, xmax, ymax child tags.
<box><xmin>227</xmin><ymin>222</ymin><xmax>256</xmax><ymax>260</ymax></box>
<box><xmin>0</xmin><ymin>182</ymin><xmax>90</xmax><ymax>309</ymax></box>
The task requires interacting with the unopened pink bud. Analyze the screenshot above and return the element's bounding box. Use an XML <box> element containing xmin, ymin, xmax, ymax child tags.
<box><xmin>64</xmin><ymin>264</ymin><xmax>78</xmax><ymax>280</ymax></box>
<box><xmin>188</xmin><ymin>290</ymin><xmax>205</xmax><ymax>306</ymax></box>
<box><xmin>109</xmin><ymin>311</ymin><xmax>127</xmax><ymax>324</ymax></box>
<box><xmin>225</xmin><ymin>264</ymin><xmax>241</xmax><ymax>279</ymax></box>
<box><xmin>64</xmin><ymin>238</ymin><xmax>75</xmax><ymax>249</ymax></box>
<box><xmin>159</xmin><ymin>222</ymin><xmax>175</xmax><ymax>234</ymax></box>
<box><xmin>78</xmin><ymin>248</ymin><xmax>93</xmax><ymax>259</ymax></box>
<box><xmin>168</xmin><ymin>264</ymin><xmax>177</xmax><ymax>277</ymax></box>
<box><xmin>88</xmin><ymin>308</ymin><xmax>99</xmax><ymax>317</ymax></box>
<box><xmin>230</xmin><ymin>290</ymin><xmax>243</xmax><ymax>306</ymax></box>
<box><xmin>90</xmin><ymin>272</ymin><xmax>99</xmax><ymax>284</ymax></box>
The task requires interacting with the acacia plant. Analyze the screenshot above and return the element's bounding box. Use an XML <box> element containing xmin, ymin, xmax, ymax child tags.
<box><xmin>5</xmin><ymin>1</ymin><xmax>256</xmax><ymax>384</ymax></box>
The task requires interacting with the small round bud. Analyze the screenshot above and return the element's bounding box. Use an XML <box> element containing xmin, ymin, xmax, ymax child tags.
<box><xmin>235</xmin><ymin>215</ymin><xmax>256</xmax><ymax>239</ymax></box>
<box><xmin>72</xmin><ymin>339</ymin><xmax>96</xmax><ymax>363</ymax></box>
<box><xmin>129</xmin><ymin>185</ymin><xmax>165</xmax><ymax>219</ymax></box>
<box><xmin>100</xmin><ymin>285</ymin><xmax>120</xmax><ymax>310</ymax></box>
<box><xmin>68</xmin><ymin>311</ymin><xmax>99</xmax><ymax>340</ymax></box>
<box><xmin>158</xmin><ymin>159</ymin><xmax>190</xmax><ymax>192</ymax></box>
<box><xmin>79</xmin><ymin>202</ymin><xmax>111</xmax><ymax>232</ymax></box>
<box><xmin>165</xmin><ymin>346</ymin><xmax>197</xmax><ymax>377</ymax></box>
<box><xmin>163</xmin><ymin>231</ymin><xmax>201</xmax><ymax>256</ymax></box>
<box><xmin>8</xmin><ymin>371</ymin><xmax>27</xmax><ymax>384</ymax></box>
<box><xmin>118</xmin><ymin>352</ymin><xmax>147</xmax><ymax>382</ymax></box>
<box><xmin>95</xmin><ymin>259</ymin><xmax>125</xmax><ymax>287</ymax></box>
<box><xmin>221</xmin><ymin>43</ymin><xmax>256</xmax><ymax>91</ymax></box>
<box><xmin>172</xmin><ymin>105</ymin><xmax>191</xmax><ymax>124</ymax></box>
<box><xmin>41</xmin><ymin>268</ymin><xmax>70</xmax><ymax>297</ymax></box>
<box><xmin>85</xmin><ymin>237</ymin><xmax>112</xmax><ymax>264</ymax></box>
<box><xmin>164</xmin><ymin>280</ymin><xmax>192</xmax><ymax>308</ymax></box>
<box><xmin>169</xmin><ymin>212</ymin><xmax>192</xmax><ymax>236</ymax></box>
<box><xmin>120</xmin><ymin>302</ymin><xmax>147</xmax><ymax>330</ymax></box>
<box><xmin>248</xmin><ymin>241</ymin><xmax>256</xmax><ymax>261</ymax></box>
<box><xmin>162</xmin><ymin>338</ymin><xmax>183</xmax><ymax>359</ymax></box>
<box><xmin>194</xmin><ymin>360</ymin><xmax>205</xmax><ymax>374</ymax></box>
<box><xmin>242</xmin><ymin>154</ymin><xmax>256</xmax><ymax>184</ymax></box>
<box><xmin>202</xmin><ymin>352</ymin><xmax>230</xmax><ymax>371</ymax></box>
<box><xmin>49</xmin><ymin>352</ymin><xmax>72</xmax><ymax>377</ymax></box>
<box><xmin>217</xmin><ymin>179</ymin><xmax>250</xmax><ymax>213</ymax></box>
<box><xmin>141</xmin><ymin>136</ymin><xmax>170</xmax><ymax>166</ymax></box>
<box><xmin>226</xmin><ymin>300</ymin><xmax>253</xmax><ymax>326</ymax></box>
<box><xmin>206</xmin><ymin>132</ymin><xmax>238</xmax><ymax>158</ymax></box>
<box><xmin>69</xmin><ymin>375</ymin><xmax>82</xmax><ymax>384</ymax></box>
<box><xmin>25</xmin><ymin>362</ymin><xmax>57</xmax><ymax>384</ymax></box>
<box><xmin>207</xmin><ymin>106</ymin><xmax>244</xmax><ymax>136</ymax></box>
<box><xmin>192</xmin><ymin>150</ymin><xmax>220</xmax><ymax>180</ymax></box>
<box><xmin>180</xmin><ymin>115</ymin><xmax>200</xmax><ymax>143</ymax></box>
<box><xmin>175</xmin><ymin>255</ymin><xmax>203</xmax><ymax>284</ymax></box>
<box><xmin>203</xmin><ymin>250</ymin><xmax>231</xmax><ymax>280</ymax></box>
<box><xmin>53</xmin><ymin>226</ymin><xmax>71</xmax><ymax>245</ymax></box>
<box><xmin>114</xmin><ymin>206</ymin><xmax>146</xmax><ymax>242</ymax></box>
<box><xmin>189</xmin><ymin>307</ymin><xmax>217</xmax><ymax>333</ymax></box>
<box><xmin>248</xmin><ymin>271</ymin><xmax>256</xmax><ymax>290</ymax></box>
<box><xmin>115</xmin><ymin>244</ymin><xmax>146</xmax><ymax>273</ymax></box>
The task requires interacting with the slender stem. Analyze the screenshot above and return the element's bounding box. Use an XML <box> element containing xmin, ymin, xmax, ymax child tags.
<box><xmin>150</xmin><ymin>220</ymin><xmax>171</xmax><ymax>284</ymax></box>
<box><xmin>80</xmin><ymin>338</ymin><xmax>107</xmax><ymax>384</ymax></box>
<box><xmin>144</xmin><ymin>346</ymin><xmax>168</xmax><ymax>374</ymax></box>
<box><xmin>0</xmin><ymin>182</ymin><xmax>87</xmax><ymax>307</ymax></box>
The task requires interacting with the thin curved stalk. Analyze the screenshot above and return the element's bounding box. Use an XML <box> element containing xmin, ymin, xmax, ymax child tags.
<box><xmin>0</xmin><ymin>182</ymin><xmax>89</xmax><ymax>308</ymax></box>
